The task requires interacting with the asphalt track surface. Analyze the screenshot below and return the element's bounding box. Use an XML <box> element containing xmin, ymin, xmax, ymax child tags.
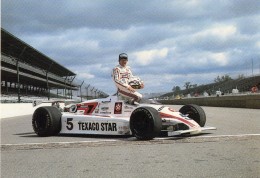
<box><xmin>1</xmin><ymin>106</ymin><xmax>260</xmax><ymax>178</ymax></box>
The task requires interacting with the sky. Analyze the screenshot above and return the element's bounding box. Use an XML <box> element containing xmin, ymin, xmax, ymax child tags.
<box><xmin>2</xmin><ymin>0</ymin><xmax>260</xmax><ymax>95</ymax></box>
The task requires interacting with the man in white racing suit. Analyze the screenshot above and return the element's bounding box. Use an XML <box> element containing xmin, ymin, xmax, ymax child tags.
<box><xmin>112</xmin><ymin>53</ymin><xmax>144</xmax><ymax>104</ymax></box>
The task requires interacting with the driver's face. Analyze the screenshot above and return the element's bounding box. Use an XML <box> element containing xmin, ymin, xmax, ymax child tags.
<box><xmin>119</xmin><ymin>59</ymin><xmax>128</xmax><ymax>67</ymax></box>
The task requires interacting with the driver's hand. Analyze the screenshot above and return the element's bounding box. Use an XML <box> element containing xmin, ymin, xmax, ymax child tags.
<box><xmin>127</xmin><ymin>86</ymin><xmax>136</xmax><ymax>92</ymax></box>
<box><xmin>140</xmin><ymin>83</ymin><xmax>144</xmax><ymax>89</ymax></box>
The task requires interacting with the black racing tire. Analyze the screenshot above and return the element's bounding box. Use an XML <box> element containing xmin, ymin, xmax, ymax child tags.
<box><xmin>32</xmin><ymin>106</ymin><xmax>62</xmax><ymax>137</ymax></box>
<box><xmin>179</xmin><ymin>104</ymin><xmax>206</xmax><ymax>127</ymax></box>
<box><xmin>130</xmin><ymin>107</ymin><xmax>162</xmax><ymax>140</ymax></box>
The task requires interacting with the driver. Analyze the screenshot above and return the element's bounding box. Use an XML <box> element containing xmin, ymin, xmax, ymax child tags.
<box><xmin>112</xmin><ymin>53</ymin><xmax>144</xmax><ymax>104</ymax></box>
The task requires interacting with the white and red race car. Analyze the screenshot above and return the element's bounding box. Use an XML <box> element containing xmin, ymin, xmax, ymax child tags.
<box><xmin>32</xmin><ymin>96</ymin><xmax>216</xmax><ymax>140</ymax></box>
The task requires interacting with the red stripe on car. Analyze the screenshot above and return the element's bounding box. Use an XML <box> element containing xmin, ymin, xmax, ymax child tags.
<box><xmin>159</xmin><ymin>112</ymin><xmax>196</xmax><ymax>127</ymax></box>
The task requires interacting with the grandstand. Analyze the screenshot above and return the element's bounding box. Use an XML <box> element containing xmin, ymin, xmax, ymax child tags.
<box><xmin>1</xmin><ymin>28</ymin><xmax>79</xmax><ymax>102</ymax></box>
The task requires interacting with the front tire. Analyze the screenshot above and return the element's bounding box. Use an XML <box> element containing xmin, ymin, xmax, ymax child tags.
<box><xmin>179</xmin><ymin>104</ymin><xmax>206</xmax><ymax>127</ymax></box>
<box><xmin>130</xmin><ymin>107</ymin><xmax>162</xmax><ymax>140</ymax></box>
<box><xmin>32</xmin><ymin>106</ymin><xmax>61</xmax><ymax>136</ymax></box>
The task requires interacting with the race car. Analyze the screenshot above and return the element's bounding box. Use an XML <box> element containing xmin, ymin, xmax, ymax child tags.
<box><xmin>32</xmin><ymin>96</ymin><xmax>216</xmax><ymax>140</ymax></box>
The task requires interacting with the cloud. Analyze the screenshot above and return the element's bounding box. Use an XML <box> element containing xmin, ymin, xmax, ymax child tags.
<box><xmin>2</xmin><ymin>0</ymin><xmax>260</xmax><ymax>94</ymax></box>
<box><xmin>256</xmin><ymin>41</ymin><xmax>260</xmax><ymax>49</ymax></box>
<box><xmin>197</xmin><ymin>24</ymin><xmax>237</xmax><ymax>39</ymax></box>
<box><xmin>209</xmin><ymin>52</ymin><xmax>229</xmax><ymax>66</ymax></box>
<box><xmin>77</xmin><ymin>72</ymin><xmax>95</xmax><ymax>79</ymax></box>
<box><xmin>133</xmin><ymin>48</ymin><xmax>168</xmax><ymax>65</ymax></box>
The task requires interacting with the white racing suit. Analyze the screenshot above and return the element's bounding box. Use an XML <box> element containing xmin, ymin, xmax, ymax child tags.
<box><xmin>112</xmin><ymin>65</ymin><xmax>142</xmax><ymax>102</ymax></box>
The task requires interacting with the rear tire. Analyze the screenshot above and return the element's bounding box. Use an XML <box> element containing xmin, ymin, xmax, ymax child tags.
<box><xmin>32</xmin><ymin>106</ymin><xmax>61</xmax><ymax>136</ymax></box>
<box><xmin>130</xmin><ymin>107</ymin><xmax>162</xmax><ymax>140</ymax></box>
<box><xmin>179</xmin><ymin>104</ymin><xmax>206</xmax><ymax>127</ymax></box>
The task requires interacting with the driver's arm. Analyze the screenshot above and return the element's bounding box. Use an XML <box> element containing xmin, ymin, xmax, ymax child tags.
<box><xmin>113</xmin><ymin>68</ymin><xmax>135</xmax><ymax>92</ymax></box>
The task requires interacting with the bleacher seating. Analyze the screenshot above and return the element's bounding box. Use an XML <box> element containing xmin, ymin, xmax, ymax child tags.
<box><xmin>1</xmin><ymin>28</ymin><xmax>109</xmax><ymax>103</ymax></box>
<box><xmin>1</xmin><ymin>54</ymin><xmax>77</xmax><ymax>87</ymax></box>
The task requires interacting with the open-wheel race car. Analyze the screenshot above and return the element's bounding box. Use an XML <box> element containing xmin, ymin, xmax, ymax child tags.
<box><xmin>32</xmin><ymin>96</ymin><xmax>216</xmax><ymax>140</ymax></box>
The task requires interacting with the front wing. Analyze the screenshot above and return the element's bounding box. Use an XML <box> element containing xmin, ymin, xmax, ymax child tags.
<box><xmin>167</xmin><ymin>126</ymin><xmax>217</xmax><ymax>136</ymax></box>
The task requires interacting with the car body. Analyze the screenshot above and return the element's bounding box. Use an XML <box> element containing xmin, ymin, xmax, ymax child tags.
<box><xmin>32</xmin><ymin>96</ymin><xmax>216</xmax><ymax>140</ymax></box>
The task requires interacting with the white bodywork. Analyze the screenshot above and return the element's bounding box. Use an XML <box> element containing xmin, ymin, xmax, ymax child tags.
<box><xmin>60</xmin><ymin>96</ymin><xmax>216</xmax><ymax>136</ymax></box>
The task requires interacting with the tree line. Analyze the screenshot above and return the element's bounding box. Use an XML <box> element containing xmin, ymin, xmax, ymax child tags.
<box><xmin>172</xmin><ymin>74</ymin><xmax>245</xmax><ymax>95</ymax></box>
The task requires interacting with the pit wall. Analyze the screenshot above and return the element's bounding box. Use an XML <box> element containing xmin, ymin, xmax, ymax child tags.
<box><xmin>1</xmin><ymin>95</ymin><xmax>259</xmax><ymax>119</ymax></box>
<box><xmin>158</xmin><ymin>95</ymin><xmax>260</xmax><ymax>109</ymax></box>
<box><xmin>0</xmin><ymin>102</ymin><xmax>65</xmax><ymax>119</ymax></box>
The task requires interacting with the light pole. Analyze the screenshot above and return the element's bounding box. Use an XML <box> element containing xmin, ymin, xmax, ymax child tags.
<box><xmin>79</xmin><ymin>80</ymin><xmax>84</xmax><ymax>102</ymax></box>
<box><xmin>90</xmin><ymin>87</ymin><xmax>95</xmax><ymax>99</ymax></box>
<box><xmin>85</xmin><ymin>84</ymin><xmax>90</xmax><ymax>100</ymax></box>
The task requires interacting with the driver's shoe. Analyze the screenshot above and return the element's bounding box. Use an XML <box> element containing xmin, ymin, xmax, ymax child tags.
<box><xmin>126</xmin><ymin>99</ymin><xmax>139</xmax><ymax>106</ymax></box>
<box><xmin>132</xmin><ymin>101</ymin><xmax>139</xmax><ymax>105</ymax></box>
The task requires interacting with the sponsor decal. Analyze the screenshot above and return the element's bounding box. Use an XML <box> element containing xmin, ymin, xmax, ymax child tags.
<box><xmin>102</xmin><ymin>98</ymin><xmax>111</xmax><ymax>103</ymax></box>
<box><xmin>66</xmin><ymin>118</ymin><xmax>118</xmax><ymax>131</ymax></box>
<box><xmin>78</xmin><ymin>122</ymin><xmax>117</xmax><ymax>131</ymax></box>
<box><xmin>158</xmin><ymin>106</ymin><xmax>165</xmax><ymax>111</ymax></box>
<box><xmin>124</xmin><ymin>110</ymin><xmax>132</xmax><ymax>113</ymax></box>
<box><xmin>101</xmin><ymin>107</ymin><xmax>109</xmax><ymax>111</ymax></box>
<box><xmin>77</xmin><ymin>110</ymin><xmax>85</xmax><ymax>115</ymax></box>
<box><xmin>114</xmin><ymin>102</ymin><xmax>122</xmax><ymax>114</ymax></box>
<box><xmin>118</xmin><ymin>126</ymin><xmax>129</xmax><ymax>131</ymax></box>
<box><xmin>79</xmin><ymin>105</ymin><xmax>88</xmax><ymax>108</ymax></box>
<box><xmin>100</xmin><ymin>111</ymin><xmax>112</xmax><ymax>114</ymax></box>
<box><xmin>124</xmin><ymin>106</ymin><xmax>134</xmax><ymax>110</ymax></box>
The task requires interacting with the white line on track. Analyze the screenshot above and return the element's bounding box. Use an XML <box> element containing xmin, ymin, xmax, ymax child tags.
<box><xmin>1</xmin><ymin>139</ymin><xmax>119</xmax><ymax>147</ymax></box>
<box><xmin>155</xmin><ymin>133</ymin><xmax>260</xmax><ymax>140</ymax></box>
<box><xmin>1</xmin><ymin>133</ymin><xmax>260</xmax><ymax>147</ymax></box>
<box><xmin>196</xmin><ymin>133</ymin><xmax>260</xmax><ymax>138</ymax></box>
